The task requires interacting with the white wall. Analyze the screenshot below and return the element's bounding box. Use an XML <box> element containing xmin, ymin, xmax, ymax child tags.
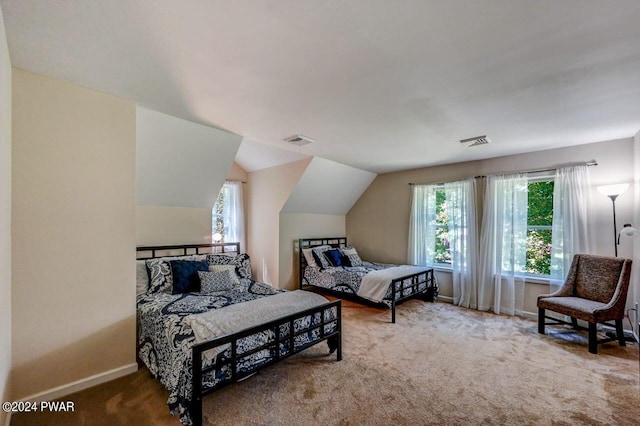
<box><xmin>136</xmin><ymin>106</ymin><xmax>242</xmax><ymax>209</ymax></box>
<box><xmin>12</xmin><ymin>70</ymin><xmax>136</xmax><ymax>399</ymax></box>
<box><xmin>279</xmin><ymin>213</ymin><xmax>346</xmax><ymax>290</ymax></box>
<box><xmin>0</xmin><ymin>6</ymin><xmax>12</xmax><ymax>423</ymax></box>
<box><xmin>282</xmin><ymin>157</ymin><xmax>377</xmax><ymax>214</ymax></box>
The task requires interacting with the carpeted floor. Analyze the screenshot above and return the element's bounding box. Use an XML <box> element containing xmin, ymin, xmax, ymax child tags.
<box><xmin>11</xmin><ymin>298</ymin><xmax>640</xmax><ymax>425</ymax></box>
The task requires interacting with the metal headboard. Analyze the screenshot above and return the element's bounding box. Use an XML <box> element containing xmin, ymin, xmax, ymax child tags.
<box><xmin>136</xmin><ymin>242</ymin><xmax>240</xmax><ymax>260</ymax></box>
<box><xmin>297</xmin><ymin>237</ymin><xmax>347</xmax><ymax>289</ymax></box>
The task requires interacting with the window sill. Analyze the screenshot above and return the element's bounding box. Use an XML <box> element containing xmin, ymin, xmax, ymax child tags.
<box><xmin>432</xmin><ymin>264</ymin><xmax>452</xmax><ymax>272</ymax></box>
<box><xmin>431</xmin><ymin>268</ymin><xmax>554</xmax><ymax>285</ymax></box>
<box><xmin>523</xmin><ymin>275</ymin><xmax>552</xmax><ymax>285</ymax></box>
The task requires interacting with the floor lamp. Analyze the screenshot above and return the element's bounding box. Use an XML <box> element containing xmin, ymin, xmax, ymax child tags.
<box><xmin>597</xmin><ymin>183</ymin><xmax>629</xmax><ymax>257</ymax></box>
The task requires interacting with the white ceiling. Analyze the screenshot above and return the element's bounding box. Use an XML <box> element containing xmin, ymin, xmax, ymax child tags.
<box><xmin>2</xmin><ymin>1</ymin><xmax>640</xmax><ymax>173</ymax></box>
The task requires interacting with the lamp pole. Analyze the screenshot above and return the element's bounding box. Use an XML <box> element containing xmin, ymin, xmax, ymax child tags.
<box><xmin>608</xmin><ymin>194</ymin><xmax>618</xmax><ymax>257</ymax></box>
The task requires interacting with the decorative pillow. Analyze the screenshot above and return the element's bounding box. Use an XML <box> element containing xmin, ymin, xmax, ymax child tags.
<box><xmin>323</xmin><ymin>248</ymin><xmax>344</xmax><ymax>267</ymax></box>
<box><xmin>146</xmin><ymin>258</ymin><xmax>174</xmax><ymax>294</ymax></box>
<box><xmin>302</xmin><ymin>245</ymin><xmax>331</xmax><ymax>267</ymax></box>
<box><xmin>198</xmin><ymin>270</ymin><xmax>235</xmax><ymax>293</ymax></box>
<box><xmin>312</xmin><ymin>246</ymin><xmax>332</xmax><ymax>269</ymax></box>
<box><xmin>341</xmin><ymin>246</ymin><xmax>363</xmax><ymax>267</ymax></box>
<box><xmin>302</xmin><ymin>248</ymin><xmax>318</xmax><ymax>267</ymax></box>
<box><xmin>145</xmin><ymin>255</ymin><xmax>199</xmax><ymax>294</ymax></box>
<box><xmin>169</xmin><ymin>260</ymin><xmax>209</xmax><ymax>294</ymax></box>
<box><xmin>208</xmin><ymin>264</ymin><xmax>241</xmax><ymax>285</ymax></box>
<box><xmin>206</xmin><ymin>253</ymin><xmax>252</xmax><ymax>279</ymax></box>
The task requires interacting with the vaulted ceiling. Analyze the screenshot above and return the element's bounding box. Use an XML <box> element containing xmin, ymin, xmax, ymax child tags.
<box><xmin>2</xmin><ymin>0</ymin><xmax>640</xmax><ymax>173</ymax></box>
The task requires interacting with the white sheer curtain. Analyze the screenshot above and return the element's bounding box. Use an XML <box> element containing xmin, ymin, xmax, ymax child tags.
<box><xmin>408</xmin><ymin>184</ymin><xmax>437</xmax><ymax>266</ymax></box>
<box><xmin>221</xmin><ymin>181</ymin><xmax>245</xmax><ymax>251</ymax></box>
<box><xmin>445</xmin><ymin>179</ymin><xmax>478</xmax><ymax>308</ymax></box>
<box><xmin>550</xmin><ymin>165</ymin><xmax>591</xmax><ymax>285</ymax></box>
<box><xmin>478</xmin><ymin>174</ymin><xmax>528</xmax><ymax>315</ymax></box>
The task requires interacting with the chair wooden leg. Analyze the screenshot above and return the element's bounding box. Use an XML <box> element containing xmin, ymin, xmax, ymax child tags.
<box><xmin>588</xmin><ymin>322</ymin><xmax>598</xmax><ymax>354</ymax></box>
<box><xmin>615</xmin><ymin>319</ymin><xmax>626</xmax><ymax>347</ymax></box>
<box><xmin>538</xmin><ymin>308</ymin><xmax>545</xmax><ymax>334</ymax></box>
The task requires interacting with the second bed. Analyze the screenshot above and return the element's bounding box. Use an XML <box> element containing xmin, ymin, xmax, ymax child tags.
<box><xmin>298</xmin><ymin>237</ymin><xmax>437</xmax><ymax>323</ymax></box>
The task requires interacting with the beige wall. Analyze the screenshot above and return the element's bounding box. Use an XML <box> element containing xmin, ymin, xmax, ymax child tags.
<box><xmin>246</xmin><ymin>159</ymin><xmax>311</xmax><ymax>285</ymax></box>
<box><xmin>347</xmin><ymin>138</ymin><xmax>635</xmax><ymax>316</ymax></box>
<box><xmin>278</xmin><ymin>213</ymin><xmax>346</xmax><ymax>290</ymax></box>
<box><xmin>0</xmin><ymin>7</ymin><xmax>12</xmax><ymax>422</ymax></box>
<box><xmin>11</xmin><ymin>70</ymin><xmax>136</xmax><ymax>398</ymax></box>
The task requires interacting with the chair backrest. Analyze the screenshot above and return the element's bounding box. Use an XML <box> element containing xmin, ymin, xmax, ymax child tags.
<box><xmin>571</xmin><ymin>254</ymin><xmax>628</xmax><ymax>303</ymax></box>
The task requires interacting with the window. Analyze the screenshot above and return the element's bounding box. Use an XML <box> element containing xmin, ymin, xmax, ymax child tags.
<box><xmin>212</xmin><ymin>181</ymin><xmax>244</xmax><ymax>246</ymax></box>
<box><xmin>212</xmin><ymin>185</ymin><xmax>227</xmax><ymax>239</ymax></box>
<box><xmin>526</xmin><ymin>179</ymin><xmax>554</xmax><ymax>276</ymax></box>
<box><xmin>434</xmin><ymin>188</ymin><xmax>451</xmax><ymax>265</ymax></box>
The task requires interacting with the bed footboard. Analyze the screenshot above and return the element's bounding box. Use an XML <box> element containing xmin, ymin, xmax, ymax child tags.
<box><xmin>190</xmin><ymin>300</ymin><xmax>342</xmax><ymax>426</ymax></box>
<box><xmin>390</xmin><ymin>269</ymin><xmax>436</xmax><ymax>323</ymax></box>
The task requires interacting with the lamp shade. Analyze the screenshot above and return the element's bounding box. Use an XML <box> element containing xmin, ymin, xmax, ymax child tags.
<box><xmin>212</xmin><ymin>232</ymin><xmax>223</xmax><ymax>242</ymax></box>
<box><xmin>620</xmin><ymin>225</ymin><xmax>639</xmax><ymax>237</ymax></box>
<box><xmin>597</xmin><ymin>183</ymin><xmax>629</xmax><ymax>197</ymax></box>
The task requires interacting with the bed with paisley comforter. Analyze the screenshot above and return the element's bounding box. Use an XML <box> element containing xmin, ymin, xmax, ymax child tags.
<box><xmin>299</xmin><ymin>237</ymin><xmax>437</xmax><ymax>323</ymax></box>
<box><xmin>136</xmin><ymin>243</ymin><xmax>341</xmax><ymax>426</ymax></box>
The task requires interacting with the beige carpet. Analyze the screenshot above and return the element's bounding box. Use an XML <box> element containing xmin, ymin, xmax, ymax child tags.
<box><xmin>11</xmin><ymin>299</ymin><xmax>640</xmax><ymax>425</ymax></box>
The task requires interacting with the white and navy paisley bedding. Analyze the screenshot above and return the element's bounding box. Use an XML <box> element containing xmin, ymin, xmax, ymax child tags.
<box><xmin>137</xmin><ymin>279</ymin><xmax>337</xmax><ymax>426</ymax></box>
<box><xmin>303</xmin><ymin>262</ymin><xmax>430</xmax><ymax>308</ymax></box>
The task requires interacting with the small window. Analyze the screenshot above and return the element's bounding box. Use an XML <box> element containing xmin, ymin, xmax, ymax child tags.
<box><xmin>212</xmin><ymin>183</ymin><xmax>232</xmax><ymax>242</ymax></box>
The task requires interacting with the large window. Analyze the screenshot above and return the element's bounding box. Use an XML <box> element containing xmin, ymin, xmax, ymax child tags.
<box><xmin>526</xmin><ymin>179</ymin><xmax>554</xmax><ymax>276</ymax></box>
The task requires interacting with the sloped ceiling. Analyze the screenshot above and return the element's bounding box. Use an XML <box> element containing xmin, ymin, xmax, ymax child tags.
<box><xmin>3</xmin><ymin>1</ymin><xmax>639</xmax><ymax>174</ymax></box>
<box><xmin>236</xmin><ymin>137</ymin><xmax>310</xmax><ymax>172</ymax></box>
<box><xmin>282</xmin><ymin>157</ymin><xmax>376</xmax><ymax>215</ymax></box>
<box><xmin>136</xmin><ymin>106</ymin><xmax>242</xmax><ymax>208</ymax></box>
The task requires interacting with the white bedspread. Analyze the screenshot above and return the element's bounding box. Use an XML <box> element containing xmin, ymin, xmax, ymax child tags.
<box><xmin>357</xmin><ymin>265</ymin><xmax>429</xmax><ymax>303</ymax></box>
<box><xmin>185</xmin><ymin>290</ymin><xmax>329</xmax><ymax>361</ymax></box>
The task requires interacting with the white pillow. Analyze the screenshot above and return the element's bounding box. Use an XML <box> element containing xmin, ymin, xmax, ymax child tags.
<box><xmin>303</xmin><ymin>245</ymin><xmax>330</xmax><ymax>268</ymax></box>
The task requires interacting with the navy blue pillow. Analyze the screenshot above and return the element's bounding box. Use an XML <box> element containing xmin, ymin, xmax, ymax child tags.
<box><xmin>323</xmin><ymin>249</ymin><xmax>343</xmax><ymax>267</ymax></box>
<box><xmin>169</xmin><ymin>260</ymin><xmax>209</xmax><ymax>294</ymax></box>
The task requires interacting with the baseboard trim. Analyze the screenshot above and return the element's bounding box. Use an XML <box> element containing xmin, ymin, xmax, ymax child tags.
<box><xmin>15</xmin><ymin>363</ymin><xmax>138</xmax><ymax>404</ymax></box>
<box><xmin>437</xmin><ymin>297</ymin><xmax>539</xmax><ymax>320</ymax></box>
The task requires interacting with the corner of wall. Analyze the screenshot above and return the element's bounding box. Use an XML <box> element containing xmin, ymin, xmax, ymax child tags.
<box><xmin>246</xmin><ymin>158</ymin><xmax>312</xmax><ymax>286</ymax></box>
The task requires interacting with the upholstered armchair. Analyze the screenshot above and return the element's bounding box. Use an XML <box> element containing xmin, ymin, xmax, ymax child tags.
<box><xmin>537</xmin><ymin>254</ymin><xmax>632</xmax><ymax>354</ymax></box>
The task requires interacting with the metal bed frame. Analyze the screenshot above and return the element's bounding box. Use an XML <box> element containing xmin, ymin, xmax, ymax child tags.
<box><xmin>137</xmin><ymin>243</ymin><xmax>342</xmax><ymax>426</ymax></box>
<box><xmin>298</xmin><ymin>237</ymin><xmax>437</xmax><ymax>323</ymax></box>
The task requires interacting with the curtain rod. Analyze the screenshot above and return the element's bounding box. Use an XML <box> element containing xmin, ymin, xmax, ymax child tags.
<box><xmin>225</xmin><ymin>179</ymin><xmax>248</xmax><ymax>184</ymax></box>
<box><xmin>408</xmin><ymin>160</ymin><xmax>597</xmax><ymax>186</ymax></box>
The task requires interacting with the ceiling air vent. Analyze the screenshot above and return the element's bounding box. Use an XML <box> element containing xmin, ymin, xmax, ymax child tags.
<box><xmin>460</xmin><ymin>135</ymin><xmax>490</xmax><ymax>147</ymax></box>
<box><xmin>284</xmin><ymin>134</ymin><xmax>315</xmax><ymax>146</ymax></box>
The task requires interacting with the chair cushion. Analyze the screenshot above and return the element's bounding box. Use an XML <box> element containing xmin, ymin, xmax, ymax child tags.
<box><xmin>538</xmin><ymin>296</ymin><xmax>607</xmax><ymax>322</ymax></box>
<box><xmin>574</xmin><ymin>255</ymin><xmax>623</xmax><ymax>303</ymax></box>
